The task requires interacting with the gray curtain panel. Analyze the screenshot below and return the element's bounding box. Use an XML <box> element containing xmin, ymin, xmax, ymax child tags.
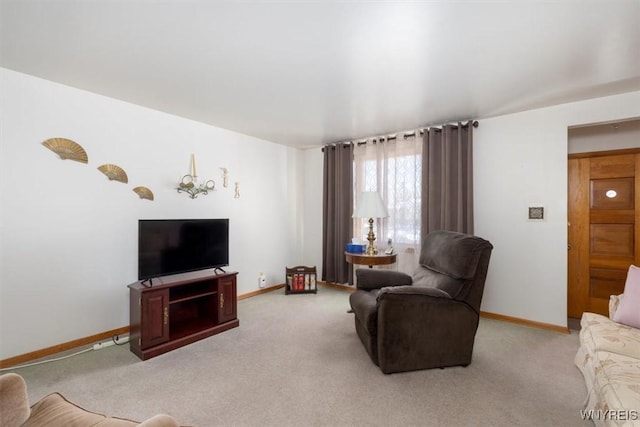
<box><xmin>322</xmin><ymin>143</ymin><xmax>353</xmax><ymax>283</ymax></box>
<box><xmin>421</xmin><ymin>121</ymin><xmax>474</xmax><ymax>242</ymax></box>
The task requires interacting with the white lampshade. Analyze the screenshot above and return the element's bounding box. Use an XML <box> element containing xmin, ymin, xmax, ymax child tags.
<box><xmin>352</xmin><ymin>191</ymin><xmax>389</xmax><ymax>219</ymax></box>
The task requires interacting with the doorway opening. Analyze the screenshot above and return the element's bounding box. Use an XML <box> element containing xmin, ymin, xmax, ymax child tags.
<box><xmin>567</xmin><ymin>118</ymin><xmax>640</xmax><ymax>330</ymax></box>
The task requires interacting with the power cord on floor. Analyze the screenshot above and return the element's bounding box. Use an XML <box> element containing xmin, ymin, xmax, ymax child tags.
<box><xmin>0</xmin><ymin>347</ymin><xmax>93</xmax><ymax>372</ymax></box>
<box><xmin>1</xmin><ymin>335</ymin><xmax>129</xmax><ymax>371</ymax></box>
<box><xmin>111</xmin><ymin>334</ymin><xmax>128</xmax><ymax>346</ymax></box>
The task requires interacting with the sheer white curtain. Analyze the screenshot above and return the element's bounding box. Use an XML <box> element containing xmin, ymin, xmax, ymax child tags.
<box><xmin>353</xmin><ymin>134</ymin><xmax>421</xmax><ymax>275</ymax></box>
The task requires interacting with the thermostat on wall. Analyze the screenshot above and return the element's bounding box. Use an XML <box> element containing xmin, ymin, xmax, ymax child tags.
<box><xmin>528</xmin><ymin>205</ymin><xmax>545</xmax><ymax>221</ymax></box>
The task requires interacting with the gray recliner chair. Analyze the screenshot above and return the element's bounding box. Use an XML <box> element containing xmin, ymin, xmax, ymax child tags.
<box><xmin>349</xmin><ymin>230</ymin><xmax>493</xmax><ymax>374</ymax></box>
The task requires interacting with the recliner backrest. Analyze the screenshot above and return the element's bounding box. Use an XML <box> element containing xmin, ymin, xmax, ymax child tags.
<box><xmin>413</xmin><ymin>230</ymin><xmax>493</xmax><ymax>305</ymax></box>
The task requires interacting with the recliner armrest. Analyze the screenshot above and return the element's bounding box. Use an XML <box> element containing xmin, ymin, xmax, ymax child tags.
<box><xmin>355</xmin><ymin>269</ymin><xmax>412</xmax><ymax>290</ymax></box>
<box><xmin>377</xmin><ymin>285</ymin><xmax>451</xmax><ymax>301</ymax></box>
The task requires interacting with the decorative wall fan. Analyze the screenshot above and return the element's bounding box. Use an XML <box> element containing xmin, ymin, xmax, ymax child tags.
<box><xmin>97</xmin><ymin>164</ymin><xmax>128</xmax><ymax>183</ymax></box>
<box><xmin>133</xmin><ymin>186</ymin><xmax>154</xmax><ymax>201</ymax></box>
<box><xmin>41</xmin><ymin>138</ymin><xmax>88</xmax><ymax>163</ymax></box>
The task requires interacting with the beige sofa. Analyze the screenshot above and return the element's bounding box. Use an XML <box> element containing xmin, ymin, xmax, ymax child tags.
<box><xmin>575</xmin><ymin>295</ymin><xmax>640</xmax><ymax>426</ymax></box>
<box><xmin>0</xmin><ymin>373</ymin><xmax>179</xmax><ymax>427</ymax></box>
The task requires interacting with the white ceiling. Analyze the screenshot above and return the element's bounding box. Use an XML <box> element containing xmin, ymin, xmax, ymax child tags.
<box><xmin>2</xmin><ymin>1</ymin><xmax>639</xmax><ymax>148</ymax></box>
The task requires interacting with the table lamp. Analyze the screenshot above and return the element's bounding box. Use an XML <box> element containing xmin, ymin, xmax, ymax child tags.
<box><xmin>352</xmin><ymin>191</ymin><xmax>389</xmax><ymax>255</ymax></box>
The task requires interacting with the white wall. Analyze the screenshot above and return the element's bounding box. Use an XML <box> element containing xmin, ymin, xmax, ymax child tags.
<box><xmin>0</xmin><ymin>68</ymin><xmax>302</xmax><ymax>360</ymax></box>
<box><xmin>475</xmin><ymin>91</ymin><xmax>640</xmax><ymax>327</ymax></box>
<box><xmin>568</xmin><ymin>118</ymin><xmax>640</xmax><ymax>153</ymax></box>
<box><xmin>301</xmin><ymin>147</ymin><xmax>324</xmax><ymax>273</ymax></box>
<box><xmin>301</xmin><ymin>91</ymin><xmax>640</xmax><ymax>329</ymax></box>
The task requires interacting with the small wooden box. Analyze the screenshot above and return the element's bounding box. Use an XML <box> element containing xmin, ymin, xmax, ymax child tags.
<box><xmin>285</xmin><ymin>266</ymin><xmax>317</xmax><ymax>295</ymax></box>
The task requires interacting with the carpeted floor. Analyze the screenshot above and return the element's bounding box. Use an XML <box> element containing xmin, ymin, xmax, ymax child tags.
<box><xmin>7</xmin><ymin>286</ymin><xmax>591</xmax><ymax>426</ymax></box>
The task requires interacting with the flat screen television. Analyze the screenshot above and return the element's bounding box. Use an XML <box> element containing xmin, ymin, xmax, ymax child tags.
<box><xmin>138</xmin><ymin>219</ymin><xmax>229</xmax><ymax>280</ymax></box>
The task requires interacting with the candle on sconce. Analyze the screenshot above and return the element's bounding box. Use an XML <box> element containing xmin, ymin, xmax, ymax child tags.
<box><xmin>190</xmin><ymin>153</ymin><xmax>197</xmax><ymax>178</ymax></box>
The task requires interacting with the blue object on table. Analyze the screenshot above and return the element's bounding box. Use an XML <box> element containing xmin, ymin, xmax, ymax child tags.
<box><xmin>346</xmin><ymin>243</ymin><xmax>366</xmax><ymax>254</ymax></box>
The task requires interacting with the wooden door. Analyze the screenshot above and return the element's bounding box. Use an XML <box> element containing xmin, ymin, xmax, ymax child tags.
<box><xmin>141</xmin><ymin>289</ymin><xmax>170</xmax><ymax>349</ymax></box>
<box><xmin>568</xmin><ymin>150</ymin><xmax>640</xmax><ymax>318</ymax></box>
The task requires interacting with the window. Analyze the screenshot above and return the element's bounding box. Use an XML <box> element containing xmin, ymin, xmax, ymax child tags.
<box><xmin>353</xmin><ymin>136</ymin><xmax>421</xmax><ymax>274</ymax></box>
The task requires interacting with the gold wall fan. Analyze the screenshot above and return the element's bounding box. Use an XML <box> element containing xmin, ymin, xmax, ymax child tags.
<box><xmin>97</xmin><ymin>164</ymin><xmax>128</xmax><ymax>183</ymax></box>
<box><xmin>42</xmin><ymin>138</ymin><xmax>88</xmax><ymax>163</ymax></box>
<box><xmin>133</xmin><ymin>186</ymin><xmax>154</xmax><ymax>201</ymax></box>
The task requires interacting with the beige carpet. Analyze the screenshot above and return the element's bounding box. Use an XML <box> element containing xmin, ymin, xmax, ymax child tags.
<box><xmin>8</xmin><ymin>286</ymin><xmax>591</xmax><ymax>426</ymax></box>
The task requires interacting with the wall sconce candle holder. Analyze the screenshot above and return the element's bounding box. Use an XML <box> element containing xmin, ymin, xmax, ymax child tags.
<box><xmin>176</xmin><ymin>154</ymin><xmax>215</xmax><ymax>199</ymax></box>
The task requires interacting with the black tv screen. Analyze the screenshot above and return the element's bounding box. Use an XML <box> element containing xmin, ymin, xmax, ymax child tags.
<box><xmin>138</xmin><ymin>219</ymin><xmax>229</xmax><ymax>280</ymax></box>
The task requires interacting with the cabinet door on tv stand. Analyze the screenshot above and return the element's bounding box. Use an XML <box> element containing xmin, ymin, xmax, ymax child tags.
<box><xmin>141</xmin><ymin>289</ymin><xmax>170</xmax><ymax>349</ymax></box>
<box><xmin>218</xmin><ymin>275</ymin><xmax>237</xmax><ymax>324</ymax></box>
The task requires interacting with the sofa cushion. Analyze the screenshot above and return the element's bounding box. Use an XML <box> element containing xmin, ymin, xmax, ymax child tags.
<box><xmin>580</xmin><ymin>312</ymin><xmax>640</xmax><ymax>360</ymax></box>
<box><xmin>0</xmin><ymin>374</ymin><xmax>179</xmax><ymax>427</ymax></box>
<box><xmin>24</xmin><ymin>392</ymin><xmax>134</xmax><ymax>426</ymax></box>
<box><xmin>138</xmin><ymin>415</ymin><xmax>180</xmax><ymax>427</ymax></box>
<box><xmin>588</xmin><ymin>351</ymin><xmax>640</xmax><ymax>418</ymax></box>
<box><xmin>577</xmin><ymin>312</ymin><xmax>640</xmax><ymax>422</ymax></box>
<box><xmin>0</xmin><ymin>373</ymin><xmax>31</xmax><ymax>427</ymax></box>
<box><xmin>612</xmin><ymin>264</ymin><xmax>640</xmax><ymax>329</ymax></box>
<box><xmin>25</xmin><ymin>392</ymin><xmax>177</xmax><ymax>427</ymax></box>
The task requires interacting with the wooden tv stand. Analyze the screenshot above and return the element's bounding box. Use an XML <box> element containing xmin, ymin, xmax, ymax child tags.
<box><xmin>128</xmin><ymin>270</ymin><xmax>239</xmax><ymax>360</ymax></box>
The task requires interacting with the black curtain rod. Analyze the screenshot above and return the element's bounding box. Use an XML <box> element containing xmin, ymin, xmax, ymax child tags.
<box><xmin>321</xmin><ymin>143</ymin><xmax>353</xmax><ymax>152</ymax></box>
<box><xmin>322</xmin><ymin>120</ymin><xmax>479</xmax><ymax>151</ymax></box>
<box><xmin>422</xmin><ymin>120</ymin><xmax>479</xmax><ymax>132</ymax></box>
